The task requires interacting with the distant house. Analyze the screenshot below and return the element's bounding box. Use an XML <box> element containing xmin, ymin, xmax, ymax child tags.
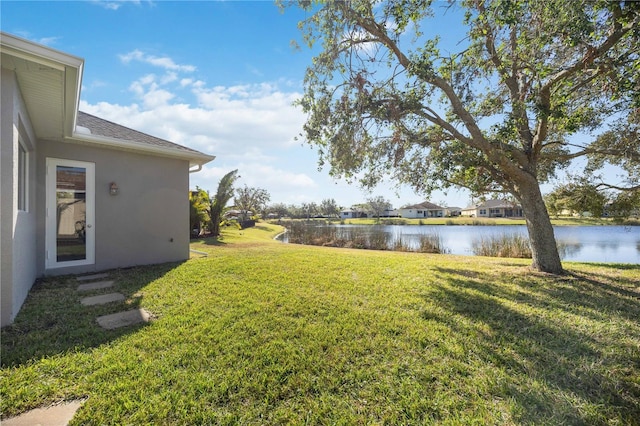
<box><xmin>461</xmin><ymin>199</ymin><xmax>523</xmax><ymax>218</ymax></box>
<box><xmin>398</xmin><ymin>201</ymin><xmax>445</xmax><ymax>218</ymax></box>
<box><xmin>1</xmin><ymin>33</ymin><xmax>214</xmax><ymax>326</ymax></box>
<box><xmin>379</xmin><ymin>208</ymin><xmax>399</xmax><ymax>218</ymax></box>
<box><xmin>340</xmin><ymin>209</ymin><xmax>368</xmax><ymax>219</ymax></box>
<box><xmin>445</xmin><ymin>207</ymin><xmax>462</xmax><ymax>217</ymax></box>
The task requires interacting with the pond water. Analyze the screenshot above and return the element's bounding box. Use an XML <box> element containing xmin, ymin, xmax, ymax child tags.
<box><xmin>281</xmin><ymin>224</ymin><xmax>640</xmax><ymax>264</ymax></box>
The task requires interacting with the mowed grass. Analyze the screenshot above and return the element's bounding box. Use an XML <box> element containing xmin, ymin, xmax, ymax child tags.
<box><xmin>1</xmin><ymin>223</ymin><xmax>639</xmax><ymax>425</ymax></box>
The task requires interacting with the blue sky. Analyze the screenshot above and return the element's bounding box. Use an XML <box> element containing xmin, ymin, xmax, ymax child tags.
<box><xmin>2</xmin><ymin>1</ymin><xmax>510</xmax><ymax>209</ymax></box>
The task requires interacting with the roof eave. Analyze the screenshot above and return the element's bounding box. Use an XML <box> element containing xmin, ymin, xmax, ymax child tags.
<box><xmin>67</xmin><ymin>132</ymin><xmax>215</xmax><ymax>168</ymax></box>
<box><xmin>1</xmin><ymin>32</ymin><xmax>84</xmax><ymax>140</ymax></box>
<box><xmin>0</xmin><ymin>32</ymin><xmax>84</xmax><ymax>70</ymax></box>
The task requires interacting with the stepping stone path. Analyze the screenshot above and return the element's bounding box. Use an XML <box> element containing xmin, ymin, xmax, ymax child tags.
<box><xmin>75</xmin><ymin>273</ymin><xmax>152</xmax><ymax>330</ymax></box>
<box><xmin>77</xmin><ymin>280</ymin><xmax>115</xmax><ymax>292</ymax></box>
<box><xmin>96</xmin><ymin>308</ymin><xmax>152</xmax><ymax>330</ymax></box>
<box><xmin>5</xmin><ymin>274</ymin><xmax>155</xmax><ymax>425</ymax></box>
<box><xmin>81</xmin><ymin>293</ymin><xmax>125</xmax><ymax>306</ymax></box>
<box><xmin>2</xmin><ymin>400</ymin><xmax>85</xmax><ymax>426</ymax></box>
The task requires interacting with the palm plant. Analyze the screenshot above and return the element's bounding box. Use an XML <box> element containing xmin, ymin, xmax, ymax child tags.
<box><xmin>209</xmin><ymin>170</ymin><xmax>239</xmax><ymax>237</ymax></box>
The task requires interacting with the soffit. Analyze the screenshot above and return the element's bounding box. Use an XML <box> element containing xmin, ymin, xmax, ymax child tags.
<box><xmin>2</xmin><ymin>52</ymin><xmax>66</xmax><ymax>140</ymax></box>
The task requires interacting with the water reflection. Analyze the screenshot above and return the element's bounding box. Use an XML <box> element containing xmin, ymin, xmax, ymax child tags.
<box><xmin>280</xmin><ymin>223</ymin><xmax>640</xmax><ymax>264</ymax></box>
<box><xmin>556</xmin><ymin>242</ymin><xmax>583</xmax><ymax>260</ymax></box>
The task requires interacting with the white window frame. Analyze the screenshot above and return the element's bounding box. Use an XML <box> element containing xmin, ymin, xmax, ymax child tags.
<box><xmin>45</xmin><ymin>158</ymin><xmax>96</xmax><ymax>269</ymax></box>
<box><xmin>17</xmin><ymin>139</ymin><xmax>28</xmax><ymax>212</ymax></box>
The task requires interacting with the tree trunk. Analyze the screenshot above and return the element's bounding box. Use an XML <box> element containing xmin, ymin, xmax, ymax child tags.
<box><xmin>518</xmin><ymin>179</ymin><xmax>564</xmax><ymax>274</ymax></box>
<box><xmin>209</xmin><ymin>210</ymin><xmax>221</xmax><ymax>237</ymax></box>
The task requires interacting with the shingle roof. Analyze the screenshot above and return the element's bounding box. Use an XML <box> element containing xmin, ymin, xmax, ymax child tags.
<box><xmin>402</xmin><ymin>201</ymin><xmax>444</xmax><ymax>210</ymax></box>
<box><xmin>76</xmin><ymin>111</ymin><xmax>205</xmax><ymax>156</ymax></box>
<box><xmin>464</xmin><ymin>199</ymin><xmax>521</xmax><ymax>209</ymax></box>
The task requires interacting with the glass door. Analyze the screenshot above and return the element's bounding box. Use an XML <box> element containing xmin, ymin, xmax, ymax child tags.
<box><xmin>46</xmin><ymin>158</ymin><xmax>95</xmax><ymax>268</ymax></box>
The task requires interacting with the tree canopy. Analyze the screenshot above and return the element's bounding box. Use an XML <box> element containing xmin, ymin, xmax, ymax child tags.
<box><xmin>189</xmin><ymin>187</ymin><xmax>210</xmax><ymax>236</ymax></box>
<box><xmin>235</xmin><ymin>185</ymin><xmax>271</xmax><ymax>223</ymax></box>
<box><xmin>366</xmin><ymin>195</ymin><xmax>393</xmax><ymax>221</ymax></box>
<box><xmin>289</xmin><ymin>0</ymin><xmax>640</xmax><ymax>273</ymax></box>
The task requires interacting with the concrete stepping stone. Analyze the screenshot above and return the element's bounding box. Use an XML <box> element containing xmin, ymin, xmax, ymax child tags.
<box><xmin>76</xmin><ymin>273</ymin><xmax>109</xmax><ymax>281</ymax></box>
<box><xmin>77</xmin><ymin>280</ymin><xmax>114</xmax><ymax>292</ymax></box>
<box><xmin>81</xmin><ymin>292</ymin><xmax>125</xmax><ymax>306</ymax></box>
<box><xmin>2</xmin><ymin>399</ymin><xmax>84</xmax><ymax>425</ymax></box>
<box><xmin>96</xmin><ymin>308</ymin><xmax>151</xmax><ymax>330</ymax></box>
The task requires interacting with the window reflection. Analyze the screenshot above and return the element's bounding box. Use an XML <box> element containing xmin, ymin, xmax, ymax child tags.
<box><xmin>56</xmin><ymin>166</ymin><xmax>86</xmax><ymax>262</ymax></box>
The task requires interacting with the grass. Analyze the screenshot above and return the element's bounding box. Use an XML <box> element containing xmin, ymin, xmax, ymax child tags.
<box><xmin>2</xmin><ymin>223</ymin><xmax>639</xmax><ymax>424</ymax></box>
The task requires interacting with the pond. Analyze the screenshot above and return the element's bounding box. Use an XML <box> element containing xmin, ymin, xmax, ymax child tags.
<box><xmin>279</xmin><ymin>224</ymin><xmax>640</xmax><ymax>264</ymax></box>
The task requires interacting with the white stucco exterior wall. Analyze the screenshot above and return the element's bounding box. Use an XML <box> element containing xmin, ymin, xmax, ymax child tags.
<box><xmin>1</xmin><ymin>68</ymin><xmax>38</xmax><ymax>326</ymax></box>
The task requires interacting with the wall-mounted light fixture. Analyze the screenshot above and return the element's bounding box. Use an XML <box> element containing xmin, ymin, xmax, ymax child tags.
<box><xmin>109</xmin><ymin>182</ymin><xmax>119</xmax><ymax>196</ymax></box>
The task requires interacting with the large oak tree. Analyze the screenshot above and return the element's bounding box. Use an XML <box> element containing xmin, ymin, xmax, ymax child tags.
<box><xmin>289</xmin><ymin>0</ymin><xmax>639</xmax><ymax>273</ymax></box>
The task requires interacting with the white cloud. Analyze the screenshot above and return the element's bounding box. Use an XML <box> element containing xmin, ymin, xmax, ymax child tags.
<box><xmin>12</xmin><ymin>32</ymin><xmax>61</xmax><ymax>46</ymax></box>
<box><xmin>90</xmin><ymin>1</ymin><xmax>123</xmax><ymax>10</ymax></box>
<box><xmin>78</xmin><ymin>74</ymin><xmax>308</xmax><ymax>199</ymax></box>
<box><xmin>36</xmin><ymin>36</ymin><xmax>61</xmax><ymax>46</ymax></box>
<box><xmin>119</xmin><ymin>49</ymin><xmax>196</xmax><ymax>72</ymax></box>
<box><xmin>90</xmin><ymin>0</ymin><xmax>154</xmax><ymax>11</ymax></box>
<box><xmin>188</xmin><ymin>161</ymin><xmax>320</xmax><ymax>206</ymax></box>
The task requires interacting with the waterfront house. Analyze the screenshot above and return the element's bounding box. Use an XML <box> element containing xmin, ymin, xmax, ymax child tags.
<box><xmin>398</xmin><ymin>201</ymin><xmax>445</xmax><ymax>218</ymax></box>
<box><xmin>461</xmin><ymin>199</ymin><xmax>524</xmax><ymax>218</ymax></box>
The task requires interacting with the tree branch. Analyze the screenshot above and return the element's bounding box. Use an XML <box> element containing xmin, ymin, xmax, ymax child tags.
<box><xmin>477</xmin><ymin>2</ymin><xmax>533</xmax><ymax>151</ymax></box>
<box><xmin>542</xmin><ymin>7</ymin><xmax>638</xmax><ymax>94</ymax></box>
<box><xmin>594</xmin><ymin>182</ymin><xmax>640</xmax><ymax>192</ymax></box>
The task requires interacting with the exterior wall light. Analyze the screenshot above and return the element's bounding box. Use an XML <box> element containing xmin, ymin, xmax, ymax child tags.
<box><xmin>109</xmin><ymin>182</ymin><xmax>119</xmax><ymax>196</ymax></box>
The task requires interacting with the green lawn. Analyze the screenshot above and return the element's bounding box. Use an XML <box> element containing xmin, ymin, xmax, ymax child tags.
<box><xmin>2</xmin><ymin>224</ymin><xmax>639</xmax><ymax>424</ymax></box>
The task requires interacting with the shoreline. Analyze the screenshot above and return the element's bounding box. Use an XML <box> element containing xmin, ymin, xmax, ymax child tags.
<box><xmin>272</xmin><ymin>217</ymin><xmax>640</xmax><ymax>227</ymax></box>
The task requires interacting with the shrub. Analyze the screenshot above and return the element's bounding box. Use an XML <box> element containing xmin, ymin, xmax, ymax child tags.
<box><xmin>417</xmin><ymin>233</ymin><xmax>450</xmax><ymax>254</ymax></box>
<box><xmin>471</xmin><ymin>233</ymin><xmax>532</xmax><ymax>258</ymax></box>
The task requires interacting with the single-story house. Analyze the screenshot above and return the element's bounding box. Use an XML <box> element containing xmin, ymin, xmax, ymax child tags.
<box><xmin>398</xmin><ymin>201</ymin><xmax>445</xmax><ymax>218</ymax></box>
<box><xmin>461</xmin><ymin>199</ymin><xmax>524</xmax><ymax>218</ymax></box>
<box><xmin>1</xmin><ymin>33</ymin><xmax>214</xmax><ymax>326</ymax></box>
<box><xmin>340</xmin><ymin>209</ymin><xmax>368</xmax><ymax>219</ymax></box>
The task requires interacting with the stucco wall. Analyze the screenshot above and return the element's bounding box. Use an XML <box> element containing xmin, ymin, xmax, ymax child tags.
<box><xmin>36</xmin><ymin>141</ymin><xmax>190</xmax><ymax>276</ymax></box>
<box><xmin>1</xmin><ymin>68</ymin><xmax>38</xmax><ymax>326</ymax></box>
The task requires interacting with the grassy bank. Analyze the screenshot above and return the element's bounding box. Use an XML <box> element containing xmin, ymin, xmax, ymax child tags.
<box><xmin>2</xmin><ymin>224</ymin><xmax>639</xmax><ymax>424</ymax></box>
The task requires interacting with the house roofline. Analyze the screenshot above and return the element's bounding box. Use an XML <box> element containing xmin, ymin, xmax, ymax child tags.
<box><xmin>66</xmin><ymin>132</ymin><xmax>215</xmax><ymax>168</ymax></box>
<box><xmin>0</xmin><ymin>32</ymin><xmax>84</xmax><ymax>70</ymax></box>
<box><xmin>2</xmin><ymin>32</ymin><xmax>214</xmax><ymax>171</ymax></box>
<box><xmin>1</xmin><ymin>32</ymin><xmax>84</xmax><ymax>138</ymax></box>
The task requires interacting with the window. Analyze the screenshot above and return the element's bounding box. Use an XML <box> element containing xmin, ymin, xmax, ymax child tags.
<box><xmin>479</xmin><ymin>209</ymin><xmax>486</xmax><ymax>215</ymax></box>
<box><xmin>18</xmin><ymin>141</ymin><xmax>27</xmax><ymax>211</ymax></box>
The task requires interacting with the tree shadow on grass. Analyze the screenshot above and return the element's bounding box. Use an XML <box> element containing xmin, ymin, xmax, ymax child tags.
<box><xmin>253</xmin><ymin>225</ymin><xmax>275</xmax><ymax>232</ymax></box>
<box><xmin>423</xmin><ymin>267</ymin><xmax>640</xmax><ymax>424</ymax></box>
<box><xmin>0</xmin><ymin>261</ymin><xmax>182</xmax><ymax>368</ymax></box>
<box><xmin>194</xmin><ymin>235</ymin><xmax>227</xmax><ymax>246</ymax></box>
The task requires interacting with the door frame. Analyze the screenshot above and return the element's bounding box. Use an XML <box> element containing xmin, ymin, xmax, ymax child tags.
<box><xmin>45</xmin><ymin>157</ymin><xmax>95</xmax><ymax>269</ymax></box>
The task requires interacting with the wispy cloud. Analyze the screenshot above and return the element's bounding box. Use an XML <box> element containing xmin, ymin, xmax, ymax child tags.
<box><xmin>11</xmin><ymin>32</ymin><xmax>61</xmax><ymax>46</ymax></box>
<box><xmin>36</xmin><ymin>36</ymin><xmax>61</xmax><ymax>46</ymax></box>
<box><xmin>89</xmin><ymin>0</ymin><xmax>153</xmax><ymax>11</ymax></box>
<box><xmin>119</xmin><ymin>49</ymin><xmax>196</xmax><ymax>72</ymax></box>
